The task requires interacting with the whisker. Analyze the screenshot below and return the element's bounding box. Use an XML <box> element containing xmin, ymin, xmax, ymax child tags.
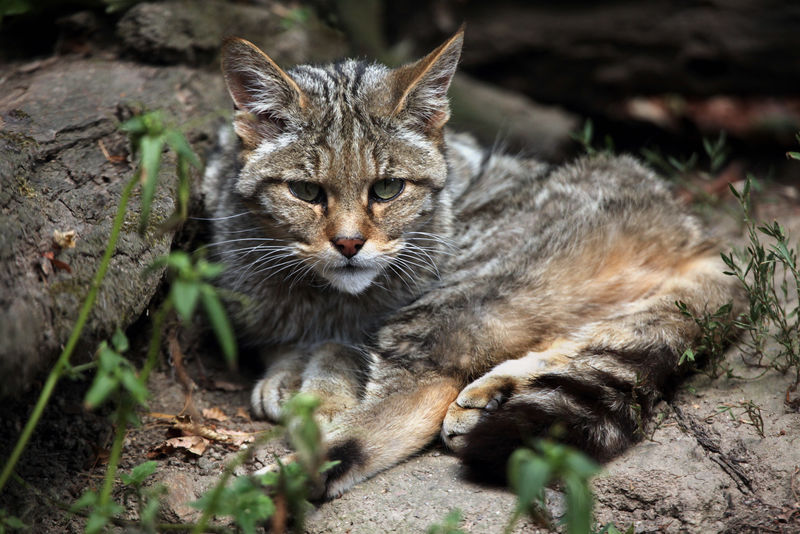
<box><xmin>190</xmin><ymin>212</ymin><xmax>251</xmax><ymax>221</ymax></box>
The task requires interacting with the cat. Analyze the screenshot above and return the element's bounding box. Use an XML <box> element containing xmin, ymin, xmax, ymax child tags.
<box><xmin>202</xmin><ymin>29</ymin><xmax>742</xmax><ymax>498</ymax></box>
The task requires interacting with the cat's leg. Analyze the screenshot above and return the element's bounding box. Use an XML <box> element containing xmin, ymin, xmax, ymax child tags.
<box><xmin>251</xmin><ymin>346</ymin><xmax>306</xmax><ymax>421</ymax></box>
<box><xmin>444</xmin><ymin>254</ymin><xmax>742</xmax><ymax>477</ymax></box>
<box><xmin>251</xmin><ymin>343</ymin><xmax>365</xmax><ymax>422</ymax></box>
<box><xmin>318</xmin><ymin>363</ymin><xmax>461</xmax><ymax>498</ymax></box>
<box><xmin>298</xmin><ymin>343</ymin><xmax>364</xmax><ymax>421</ymax></box>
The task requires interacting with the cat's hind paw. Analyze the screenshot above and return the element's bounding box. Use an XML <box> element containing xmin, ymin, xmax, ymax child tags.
<box><xmin>441</xmin><ymin>375</ymin><xmax>513</xmax><ymax>451</ymax></box>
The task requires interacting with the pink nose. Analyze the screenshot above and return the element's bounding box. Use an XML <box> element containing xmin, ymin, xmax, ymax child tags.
<box><xmin>332</xmin><ymin>237</ymin><xmax>365</xmax><ymax>259</ymax></box>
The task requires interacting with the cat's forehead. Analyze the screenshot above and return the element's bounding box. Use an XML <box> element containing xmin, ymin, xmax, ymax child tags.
<box><xmin>288</xmin><ymin>60</ymin><xmax>390</xmax><ymax>105</ymax></box>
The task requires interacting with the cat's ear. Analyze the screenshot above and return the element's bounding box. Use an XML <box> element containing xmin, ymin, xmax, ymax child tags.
<box><xmin>221</xmin><ymin>37</ymin><xmax>307</xmax><ymax>149</ymax></box>
<box><xmin>390</xmin><ymin>27</ymin><xmax>464</xmax><ymax>135</ymax></box>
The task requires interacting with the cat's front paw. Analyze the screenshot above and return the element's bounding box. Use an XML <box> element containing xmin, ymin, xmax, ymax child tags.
<box><xmin>251</xmin><ymin>364</ymin><xmax>303</xmax><ymax>421</ymax></box>
<box><xmin>441</xmin><ymin>375</ymin><xmax>513</xmax><ymax>451</ymax></box>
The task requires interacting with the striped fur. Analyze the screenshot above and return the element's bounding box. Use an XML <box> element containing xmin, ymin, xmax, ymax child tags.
<box><xmin>203</xmin><ymin>31</ymin><xmax>743</xmax><ymax>498</ymax></box>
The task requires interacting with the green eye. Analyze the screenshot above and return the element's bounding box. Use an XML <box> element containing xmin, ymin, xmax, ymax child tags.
<box><xmin>371</xmin><ymin>178</ymin><xmax>404</xmax><ymax>201</ymax></box>
<box><xmin>289</xmin><ymin>181</ymin><xmax>324</xmax><ymax>203</ymax></box>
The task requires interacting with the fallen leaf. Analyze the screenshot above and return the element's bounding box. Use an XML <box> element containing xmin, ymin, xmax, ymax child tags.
<box><xmin>202</xmin><ymin>407</ymin><xmax>229</xmax><ymax>422</ymax></box>
<box><xmin>51</xmin><ymin>258</ymin><xmax>72</xmax><ymax>273</ymax></box>
<box><xmin>53</xmin><ymin>229</ymin><xmax>77</xmax><ymax>249</ymax></box>
<box><xmin>150</xmin><ymin>435</ymin><xmax>210</xmax><ymax>458</ymax></box>
<box><xmin>235</xmin><ymin>406</ymin><xmax>251</xmax><ymax>421</ymax></box>
<box><xmin>216</xmin><ymin>428</ymin><xmax>256</xmax><ymax>447</ymax></box>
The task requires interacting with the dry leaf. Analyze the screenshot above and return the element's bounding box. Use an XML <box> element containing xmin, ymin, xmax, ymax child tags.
<box><xmin>150</xmin><ymin>435</ymin><xmax>210</xmax><ymax>458</ymax></box>
<box><xmin>235</xmin><ymin>406</ymin><xmax>251</xmax><ymax>421</ymax></box>
<box><xmin>215</xmin><ymin>428</ymin><xmax>256</xmax><ymax>447</ymax></box>
<box><xmin>53</xmin><ymin>229</ymin><xmax>77</xmax><ymax>249</ymax></box>
<box><xmin>202</xmin><ymin>407</ymin><xmax>229</xmax><ymax>422</ymax></box>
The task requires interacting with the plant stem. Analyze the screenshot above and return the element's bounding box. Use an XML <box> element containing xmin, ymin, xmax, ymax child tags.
<box><xmin>99</xmin><ymin>400</ymin><xmax>130</xmax><ymax>509</ymax></box>
<box><xmin>0</xmin><ymin>176</ymin><xmax>138</xmax><ymax>496</ymax></box>
<box><xmin>141</xmin><ymin>301</ymin><xmax>171</xmax><ymax>383</ymax></box>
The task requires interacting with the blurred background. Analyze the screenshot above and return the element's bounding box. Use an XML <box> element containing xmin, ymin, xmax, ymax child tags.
<box><xmin>3</xmin><ymin>0</ymin><xmax>800</xmax><ymax>169</ymax></box>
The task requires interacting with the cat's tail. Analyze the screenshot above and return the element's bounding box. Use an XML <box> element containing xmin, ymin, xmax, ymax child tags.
<box><xmin>458</xmin><ymin>253</ymin><xmax>744</xmax><ymax>481</ymax></box>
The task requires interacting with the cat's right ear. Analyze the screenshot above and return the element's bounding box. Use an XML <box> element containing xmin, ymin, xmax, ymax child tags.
<box><xmin>221</xmin><ymin>38</ymin><xmax>307</xmax><ymax>149</ymax></box>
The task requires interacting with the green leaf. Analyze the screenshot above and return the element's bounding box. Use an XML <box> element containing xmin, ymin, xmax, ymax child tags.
<box><xmin>84</xmin><ymin>373</ymin><xmax>118</xmax><ymax>409</ymax></box>
<box><xmin>166</xmin><ymin>250</ymin><xmax>192</xmax><ymax>273</ymax></box>
<box><xmin>165</xmin><ymin>129</ymin><xmax>201</xmax><ymax>168</ymax></box>
<box><xmin>111</xmin><ymin>328</ymin><xmax>129</xmax><ymax>353</ymax></box>
<box><xmin>563</xmin><ymin>473</ymin><xmax>593</xmax><ymax>534</ymax></box>
<box><xmin>508</xmin><ymin>448</ymin><xmax>551</xmax><ymax>514</ymax></box>
<box><xmin>679</xmin><ymin>348</ymin><xmax>695</xmax><ymax>366</ymax></box>
<box><xmin>201</xmin><ymin>285</ymin><xmax>238</xmax><ymax>365</ymax></box>
<box><xmin>787</xmin><ymin>151</ymin><xmax>800</xmax><ymax>160</ymax></box>
<box><xmin>596</xmin><ymin>523</ymin><xmax>624</xmax><ymax>534</ymax></box>
<box><xmin>121</xmin><ymin>461</ymin><xmax>158</xmax><ymax>486</ymax></box>
<box><xmin>319</xmin><ymin>460</ymin><xmax>341</xmax><ymax>474</ymax></box>
<box><xmin>563</xmin><ymin>450</ymin><xmax>599</xmax><ymax>479</ymax></box>
<box><xmin>119</xmin><ymin>369</ymin><xmax>149</xmax><ymax>406</ymax></box>
<box><xmin>197</xmin><ymin>259</ymin><xmax>225</xmax><ymax>280</ymax></box>
<box><xmin>84</xmin><ymin>511</ymin><xmax>109</xmax><ymax>534</ymax></box>
<box><xmin>171</xmin><ymin>279</ymin><xmax>201</xmax><ymax>323</ymax></box>
<box><xmin>137</xmin><ymin>134</ymin><xmax>164</xmax><ymax>234</ymax></box>
<box><xmin>97</xmin><ymin>342</ymin><xmax>122</xmax><ymax>371</ymax></box>
<box><xmin>70</xmin><ymin>490</ymin><xmax>98</xmax><ymax>512</ymax></box>
<box><xmin>2</xmin><ymin>514</ymin><xmax>27</xmax><ymax>529</ymax></box>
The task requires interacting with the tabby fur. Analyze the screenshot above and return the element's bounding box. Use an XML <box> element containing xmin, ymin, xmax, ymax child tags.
<box><xmin>202</xmin><ymin>30</ymin><xmax>742</xmax><ymax>498</ymax></box>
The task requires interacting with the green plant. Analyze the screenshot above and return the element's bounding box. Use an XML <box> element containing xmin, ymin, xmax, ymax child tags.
<box><xmin>119</xmin><ymin>461</ymin><xmax>165</xmax><ymax>530</ymax></box>
<box><xmin>707</xmin><ymin>400</ymin><xmax>765</xmax><ymax>438</ymax></box>
<box><xmin>722</xmin><ymin>177</ymin><xmax>800</xmax><ymax>386</ymax></box>
<box><xmin>427</xmin><ymin>509</ymin><xmax>467</xmax><ymax>534</ymax></box>
<box><xmin>571</xmin><ymin>119</ymin><xmax>615</xmax><ymax>156</ymax></box>
<box><xmin>0</xmin><ymin>508</ymin><xmax>27</xmax><ymax>534</ymax></box>
<box><xmin>505</xmin><ymin>439</ymin><xmax>600</xmax><ymax>534</ymax></box>
<box><xmin>190</xmin><ymin>393</ymin><xmax>337</xmax><ymax>534</ymax></box>
<box><xmin>641</xmin><ymin>131</ymin><xmax>728</xmax><ymax>180</ymax></box>
<box><xmin>676</xmin><ymin>301</ymin><xmax>738</xmax><ymax>378</ymax></box>
<box><xmin>787</xmin><ymin>133</ymin><xmax>800</xmax><ymax>161</ymax></box>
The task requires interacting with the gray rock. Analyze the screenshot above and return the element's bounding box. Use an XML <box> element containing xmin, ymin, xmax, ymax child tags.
<box><xmin>0</xmin><ymin>58</ymin><xmax>228</xmax><ymax>397</ymax></box>
<box><xmin>118</xmin><ymin>0</ymin><xmax>348</xmax><ymax>66</ymax></box>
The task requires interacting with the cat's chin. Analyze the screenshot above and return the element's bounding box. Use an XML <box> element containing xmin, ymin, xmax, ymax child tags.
<box><xmin>324</xmin><ymin>266</ymin><xmax>379</xmax><ymax>295</ymax></box>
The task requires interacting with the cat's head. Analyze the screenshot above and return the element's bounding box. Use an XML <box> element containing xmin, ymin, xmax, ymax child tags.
<box><xmin>219</xmin><ymin>30</ymin><xmax>463</xmax><ymax>295</ymax></box>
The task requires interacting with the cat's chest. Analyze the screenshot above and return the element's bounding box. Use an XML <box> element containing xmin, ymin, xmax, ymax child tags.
<box><xmin>252</xmin><ymin>285</ymin><xmax>397</xmax><ymax>346</ymax></box>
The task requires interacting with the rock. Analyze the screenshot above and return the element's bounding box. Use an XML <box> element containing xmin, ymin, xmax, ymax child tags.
<box><xmin>0</xmin><ymin>58</ymin><xmax>227</xmax><ymax>397</ymax></box>
<box><xmin>118</xmin><ymin>0</ymin><xmax>348</xmax><ymax>66</ymax></box>
<box><xmin>157</xmin><ymin>471</ymin><xmax>203</xmax><ymax>523</ymax></box>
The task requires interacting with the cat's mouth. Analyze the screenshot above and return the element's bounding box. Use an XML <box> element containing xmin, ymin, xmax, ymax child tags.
<box><xmin>324</xmin><ymin>263</ymin><xmax>379</xmax><ymax>295</ymax></box>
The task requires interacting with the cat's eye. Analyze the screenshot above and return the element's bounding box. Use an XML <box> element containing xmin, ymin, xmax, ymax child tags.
<box><xmin>288</xmin><ymin>181</ymin><xmax>324</xmax><ymax>204</ymax></box>
<box><xmin>371</xmin><ymin>178</ymin><xmax>404</xmax><ymax>201</ymax></box>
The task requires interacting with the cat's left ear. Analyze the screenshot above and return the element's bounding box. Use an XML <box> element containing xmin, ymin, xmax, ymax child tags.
<box><xmin>221</xmin><ymin>37</ymin><xmax>308</xmax><ymax>149</ymax></box>
<box><xmin>390</xmin><ymin>27</ymin><xmax>464</xmax><ymax>135</ymax></box>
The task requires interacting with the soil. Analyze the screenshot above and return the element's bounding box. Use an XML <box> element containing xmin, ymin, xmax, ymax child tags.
<box><xmin>2</xmin><ymin>2</ymin><xmax>800</xmax><ymax>533</ymax></box>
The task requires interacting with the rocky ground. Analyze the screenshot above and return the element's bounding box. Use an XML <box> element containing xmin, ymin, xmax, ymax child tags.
<box><xmin>2</xmin><ymin>2</ymin><xmax>800</xmax><ymax>533</ymax></box>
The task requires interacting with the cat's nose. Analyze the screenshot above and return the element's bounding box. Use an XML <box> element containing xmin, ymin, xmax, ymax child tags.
<box><xmin>332</xmin><ymin>236</ymin><xmax>365</xmax><ymax>259</ymax></box>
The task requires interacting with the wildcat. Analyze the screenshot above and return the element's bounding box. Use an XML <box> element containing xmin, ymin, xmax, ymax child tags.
<box><xmin>202</xmin><ymin>29</ymin><xmax>741</xmax><ymax>498</ymax></box>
